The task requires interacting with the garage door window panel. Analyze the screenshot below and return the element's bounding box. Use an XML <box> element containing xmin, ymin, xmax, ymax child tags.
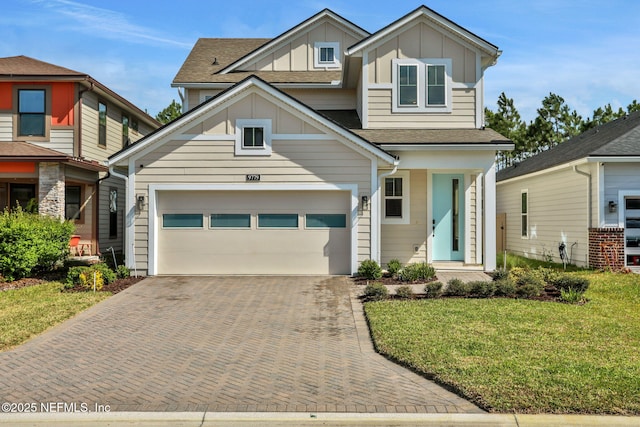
<box><xmin>306</xmin><ymin>214</ymin><xmax>346</xmax><ymax>228</ymax></box>
<box><xmin>210</xmin><ymin>213</ymin><xmax>251</xmax><ymax>228</ymax></box>
<box><xmin>163</xmin><ymin>213</ymin><xmax>203</xmax><ymax>228</ymax></box>
<box><xmin>258</xmin><ymin>213</ymin><xmax>298</xmax><ymax>228</ymax></box>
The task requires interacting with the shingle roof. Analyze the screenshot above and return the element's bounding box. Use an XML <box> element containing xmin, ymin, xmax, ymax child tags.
<box><xmin>0</xmin><ymin>55</ymin><xmax>86</xmax><ymax>77</ymax></box>
<box><xmin>0</xmin><ymin>141</ymin><xmax>107</xmax><ymax>171</ymax></box>
<box><xmin>497</xmin><ymin>111</ymin><xmax>640</xmax><ymax>182</ymax></box>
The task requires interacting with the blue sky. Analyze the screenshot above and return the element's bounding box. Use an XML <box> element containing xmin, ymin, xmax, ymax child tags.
<box><xmin>1</xmin><ymin>0</ymin><xmax>639</xmax><ymax>123</ymax></box>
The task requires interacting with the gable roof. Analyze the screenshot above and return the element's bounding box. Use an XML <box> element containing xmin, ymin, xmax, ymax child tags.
<box><xmin>217</xmin><ymin>9</ymin><xmax>369</xmax><ymax>74</ymax></box>
<box><xmin>497</xmin><ymin>111</ymin><xmax>640</xmax><ymax>182</ymax></box>
<box><xmin>347</xmin><ymin>5</ymin><xmax>500</xmax><ymax>61</ymax></box>
<box><xmin>110</xmin><ymin>75</ymin><xmax>396</xmax><ymax>166</ymax></box>
<box><xmin>0</xmin><ymin>55</ymin><xmax>159</xmax><ymax>129</ymax></box>
<box><xmin>0</xmin><ymin>141</ymin><xmax>107</xmax><ymax>171</ymax></box>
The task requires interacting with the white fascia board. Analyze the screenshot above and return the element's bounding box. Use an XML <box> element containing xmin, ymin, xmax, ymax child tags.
<box><xmin>587</xmin><ymin>156</ymin><xmax>640</xmax><ymax>163</ymax></box>
<box><xmin>496</xmin><ymin>158</ymin><xmax>589</xmax><ymax>185</ymax></box>
<box><xmin>219</xmin><ymin>10</ymin><xmax>370</xmax><ymax>74</ymax></box>
<box><xmin>172</xmin><ymin>81</ymin><xmax>343</xmax><ymax>89</ymax></box>
<box><xmin>347</xmin><ymin>7</ymin><xmax>499</xmax><ymax>58</ymax></box>
<box><xmin>381</xmin><ymin>143</ymin><xmax>514</xmax><ymax>151</ymax></box>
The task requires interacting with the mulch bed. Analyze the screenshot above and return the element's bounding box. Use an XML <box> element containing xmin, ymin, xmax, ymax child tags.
<box><xmin>1</xmin><ymin>273</ymin><xmax>144</xmax><ymax>294</ymax></box>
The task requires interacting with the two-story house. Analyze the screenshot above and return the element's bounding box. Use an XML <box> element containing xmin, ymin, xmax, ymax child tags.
<box><xmin>108</xmin><ymin>6</ymin><xmax>512</xmax><ymax>275</ymax></box>
<box><xmin>0</xmin><ymin>55</ymin><xmax>159</xmax><ymax>258</ymax></box>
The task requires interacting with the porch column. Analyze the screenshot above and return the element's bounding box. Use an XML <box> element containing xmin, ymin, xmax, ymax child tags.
<box><xmin>484</xmin><ymin>163</ymin><xmax>497</xmax><ymax>271</ymax></box>
<box><xmin>38</xmin><ymin>162</ymin><xmax>65</xmax><ymax>220</ymax></box>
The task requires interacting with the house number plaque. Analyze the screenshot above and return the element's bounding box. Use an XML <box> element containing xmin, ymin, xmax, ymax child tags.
<box><xmin>246</xmin><ymin>174</ymin><xmax>261</xmax><ymax>181</ymax></box>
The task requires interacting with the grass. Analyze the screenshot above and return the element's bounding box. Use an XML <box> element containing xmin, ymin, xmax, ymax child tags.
<box><xmin>364</xmin><ymin>271</ymin><xmax>640</xmax><ymax>414</ymax></box>
<box><xmin>496</xmin><ymin>251</ymin><xmax>586</xmax><ymax>271</ymax></box>
<box><xmin>0</xmin><ymin>282</ymin><xmax>110</xmax><ymax>352</ymax></box>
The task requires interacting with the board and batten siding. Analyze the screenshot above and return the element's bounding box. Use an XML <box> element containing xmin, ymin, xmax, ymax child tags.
<box><xmin>131</xmin><ymin>92</ymin><xmax>373</xmax><ymax>273</ymax></box>
<box><xmin>602</xmin><ymin>162</ymin><xmax>640</xmax><ymax>226</ymax></box>
<box><xmin>367</xmin><ymin>88</ymin><xmax>476</xmax><ymax>129</ymax></box>
<box><xmin>497</xmin><ymin>165</ymin><xmax>594</xmax><ymax>266</ymax></box>
<box><xmin>243</xmin><ymin>21</ymin><xmax>360</xmax><ymax>72</ymax></box>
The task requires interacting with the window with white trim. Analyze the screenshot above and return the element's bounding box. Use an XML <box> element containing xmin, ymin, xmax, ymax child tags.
<box><xmin>382</xmin><ymin>171</ymin><xmax>410</xmax><ymax>224</ymax></box>
<box><xmin>314</xmin><ymin>42</ymin><xmax>340</xmax><ymax>68</ymax></box>
<box><xmin>392</xmin><ymin>58</ymin><xmax>452</xmax><ymax>113</ymax></box>
<box><xmin>234</xmin><ymin>119</ymin><xmax>272</xmax><ymax>156</ymax></box>
<box><xmin>521</xmin><ymin>190</ymin><xmax>528</xmax><ymax>238</ymax></box>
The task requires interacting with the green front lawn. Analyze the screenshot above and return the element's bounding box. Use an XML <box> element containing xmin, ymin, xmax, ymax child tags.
<box><xmin>0</xmin><ymin>282</ymin><xmax>110</xmax><ymax>351</ymax></box>
<box><xmin>364</xmin><ymin>271</ymin><xmax>640</xmax><ymax>414</ymax></box>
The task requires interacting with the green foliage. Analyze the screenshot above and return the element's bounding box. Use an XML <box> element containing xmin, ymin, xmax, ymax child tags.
<box><xmin>559</xmin><ymin>287</ymin><xmax>585</xmax><ymax>304</ymax></box>
<box><xmin>386</xmin><ymin>259</ymin><xmax>402</xmax><ymax>276</ymax></box>
<box><xmin>445</xmin><ymin>278</ymin><xmax>471</xmax><ymax>297</ymax></box>
<box><xmin>91</xmin><ymin>263</ymin><xmax>116</xmax><ymax>285</ymax></box>
<box><xmin>510</xmin><ymin>268</ymin><xmax>545</xmax><ymax>298</ymax></box>
<box><xmin>423</xmin><ymin>281</ymin><xmax>443</xmax><ymax>298</ymax></box>
<box><xmin>0</xmin><ymin>208</ymin><xmax>74</xmax><ymax>281</ymax></box>
<box><xmin>65</xmin><ymin>263</ymin><xmax>116</xmax><ymax>290</ymax></box>
<box><xmin>155</xmin><ymin>99</ymin><xmax>182</xmax><ymax>124</ymax></box>
<box><xmin>395</xmin><ymin>285</ymin><xmax>413</xmax><ymax>299</ymax></box>
<box><xmin>397</xmin><ymin>262</ymin><xmax>436</xmax><ymax>282</ymax></box>
<box><xmin>358</xmin><ymin>259</ymin><xmax>382</xmax><ymax>280</ymax></box>
<box><xmin>116</xmin><ymin>265</ymin><xmax>131</xmax><ymax>279</ymax></box>
<box><xmin>363</xmin><ymin>282</ymin><xmax>388</xmax><ymax>301</ymax></box>
<box><xmin>491</xmin><ymin>268</ymin><xmax>509</xmax><ymax>282</ymax></box>
<box><xmin>468</xmin><ymin>280</ymin><xmax>496</xmax><ymax>298</ymax></box>
<box><xmin>494</xmin><ymin>279</ymin><xmax>517</xmax><ymax>297</ymax></box>
<box><xmin>552</xmin><ymin>275</ymin><xmax>590</xmax><ymax>294</ymax></box>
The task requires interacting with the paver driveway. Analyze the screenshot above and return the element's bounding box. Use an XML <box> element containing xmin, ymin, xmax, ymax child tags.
<box><xmin>0</xmin><ymin>276</ymin><xmax>483</xmax><ymax>413</ymax></box>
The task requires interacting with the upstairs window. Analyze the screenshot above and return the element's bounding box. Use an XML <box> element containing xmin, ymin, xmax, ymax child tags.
<box><xmin>122</xmin><ymin>114</ymin><xmax>129</xmax><ymax>146</ymax></box>
<box><xmin>392</xmin><ymin>59</ymin><xmax>452</xmax><ymax>113</ymax></box>
<box><xmin>18</xmin><ymin>89</ymin><xmax>46</xmax><ymax>137</ymax></box>
<box><xmin>235</xmin><ymin>119</ymin><xmax>272</xmax><ymax>156</ymax></box>
<box><xmin>98</xmin><ymin>101</ymin><xmax>107</xmax><ymax>147</ymax></box>
<box><xmin>314</xmin><ymin>42</ymin><xmax>340</xmax><ymax>68</ymax></box>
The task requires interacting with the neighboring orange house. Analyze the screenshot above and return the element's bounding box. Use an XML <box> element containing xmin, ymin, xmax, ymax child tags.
<box><xmin>0</xmin><ymin>56</ymin><xmax>159</xmax><ymax>258</ymax></box>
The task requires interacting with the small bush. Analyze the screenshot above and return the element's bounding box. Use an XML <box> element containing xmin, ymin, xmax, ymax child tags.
<box><xmin>491</xmin><ymin>268</ymin><xmax>509</xmax><ymax>282</ymax></box>
<box><xmin>494</xmin><ymin>279</ymin><xmax>517</xmax><ymax>297</ymax></box>
<box><xmin>552</xmin><ymin>275</ymin><xmax>589</xmax><ymax>294</ymax></box>
<box><xmin>386</xmin><ymin>259</ymin><xmax>402</xmax><ymax>276</ymax></box>
<box><xmin>358</xmin><ymin>259</ymin><xmax>382</xmax><ymax>280</ymax></box>
<box><xmin>65</xmin><ymin>263</ymin><xmax>115</xmax><ymax>291</ymax></box>
<box><xmin>559</xmin><ymin>287</ymin><xmax>585</xmax><ymax>304</ymax></box>
<box><xmin>395</xmin><ymin>285</ymin><xmax>413</xmax><ymax>299</ymax></box>
<box><xmin>516</xmin><ymin>283</ymin><xmax>543</xmax><ymax>298</ymax></box>
<box><xmin>0</xmin><ymin>208</ymin><xmax>74</xmax><ymax>281</ymax></box>
<box><xmin>116</xmin><ymin>265</ymin><xmax>131</xmax><ymax>279</ymax></box>
<box><xmin>78</xmin><ymin>269</ymin><xmax>104</xmax><ymax>291</ymax></box>
<box><xmin>468</xmin><ymin>280</ymin><xmax>496</xmax><ymax>298</ymax></box>
<box><xmin>397</xmin><ymin>262</ymin><xmax>436</xmax><ymax>282</ymax></box>
<box><xmin>445</xmin><ymin>278</ymin><xmax>471</xmax><ymax>296</ymax></box>
<box><xmin>91</xmin><ymin>263</ymin><xmax>116</xmax><ymax>285</ymax></box>
<box><xmin>363</xmin><ymin>282</ymin><xmax>388</xmax><ymax>301</ymax></box>
<box><xmin>511</xmin><ymin>269</ymin><xmax>545</xmax><ymax>298</ymax></box>
<box><xmin>423</xmin><ymin>281</ymin><xmax>443</xmax><ymax>298</ymax></box>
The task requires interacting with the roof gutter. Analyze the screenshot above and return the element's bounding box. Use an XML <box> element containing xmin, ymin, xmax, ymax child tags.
<box><xmin>380</xmin><ymin>143</ymin><xmax>514</xmax><ymax>151</ymax></box>
<box><xmin>573</xmin><ymin>165</ymin><xmax>592</xmax><ymax>229</ymax></box>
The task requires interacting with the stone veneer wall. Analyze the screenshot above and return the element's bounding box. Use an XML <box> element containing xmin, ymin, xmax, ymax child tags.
<box><xmin>38</xmin><ymin>162</ymin><xmax>65</xmax><ymax>219</ymax></box>
<box><xmin>588</xmin><ymin>228</ymin><xmax>624</xmax><ymax>270</ymax></box>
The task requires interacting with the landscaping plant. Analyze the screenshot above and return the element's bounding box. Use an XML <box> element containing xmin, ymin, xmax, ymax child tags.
<box><xmin>363</xmin><ymin>282</ymin><xmax>388</xmax><ymax>301</ymax></box>
<box><xmin>386</xmin><ymin>259</ymin><xmax>402</xmax><ymax>276</ymax></box>
<box><xmin>358</xmin><ymin>259</ymin><xmax>382</xmax><ymax>280</ymax></box>
<box><xmin>395</xmin><ymin>285</ymin><xmax>413</xmax><ymax>299</ymax></box>
<box><xmin>397</xmin><ymin>262</ymin><xmax>436</xmax><ymax>282</ymax></box>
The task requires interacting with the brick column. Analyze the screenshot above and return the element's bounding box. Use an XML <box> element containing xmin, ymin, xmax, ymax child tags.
<box><xmin>38</xmin><ymin>162</ymin><xmax>65</xmax><ymax>219</ymax></box>
<box><xmin>588</xmin><ymin>228</ymin><xmax>624</xmax><ymax>270</ymax></box>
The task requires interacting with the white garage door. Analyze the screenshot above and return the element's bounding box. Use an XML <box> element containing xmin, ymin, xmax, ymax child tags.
<box><xmin>156</xmin><ymin>190</ymin><xmax>351</xmax><ymax>275</ymax></box>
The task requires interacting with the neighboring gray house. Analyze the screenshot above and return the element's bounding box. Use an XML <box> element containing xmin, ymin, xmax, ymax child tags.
<box><xmin>497</xmin><ymin>112</ymin><xmax>640</xmax><ymax>270</ymax></box>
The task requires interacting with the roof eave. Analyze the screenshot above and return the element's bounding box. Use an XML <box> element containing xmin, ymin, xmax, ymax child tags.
<box><xmin>380</xmin><ymin>143</ymin><xmax>514</xmax><ymax>151</ymax></box>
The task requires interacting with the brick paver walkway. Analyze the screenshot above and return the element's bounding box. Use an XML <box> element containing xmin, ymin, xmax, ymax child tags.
<box><xmin>0</xmin><ymin>276</ymin><xmax>483</xmax><ymax>413</ymax></box>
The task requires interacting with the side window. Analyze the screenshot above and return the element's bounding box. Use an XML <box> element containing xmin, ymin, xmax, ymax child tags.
<box><xmin>98</xmin><ymin>101</ymin><xmax>107</xmax><ymax>147</ymax></box>
<box><xmin>17</xmin><ymin>89</ymin><xmax>46</xmax><ymax>137</ymax></box>
<box><xmin>382</xmin><ymin>171</ymin><xmax>410</xmax><ymax>224</ymax></box>
<box><xmin>521</xmin><ymin>190</ymin><xmax>528</xmax><ymax>238</ymax></box>
<box><xmin>234</xmin><ymin>119</ymin><xmax>272</xmax><ymax>156</ymax></box>
<box><xmin>427</xmin><ymin>64</ymin><xmax>446</xmax><ymax>106</ymax></box>
<box><xmin>65</xmin><ymin>185</ymin><xmax>82</xmax><ymax>221</ymax></box>
<box><xmin>398</xmin><ymin>65</ymin><xmax>418</xmax><ymax>106</ymax></box>
<box><xmin>121</xmin><ymin>114</ymin><xmax>129</xmax><ymax>147</ymax></box>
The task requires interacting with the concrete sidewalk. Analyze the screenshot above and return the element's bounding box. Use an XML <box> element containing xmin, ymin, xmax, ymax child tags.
<box><xmin>1</xmin><ymin>411</ymin><xmax>639</xmax><ymax>426</ymax></box>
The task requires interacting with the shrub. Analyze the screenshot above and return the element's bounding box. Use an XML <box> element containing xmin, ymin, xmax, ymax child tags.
<box><xmin>468</xmin><ymin>280</ymin><xmax>496</xmax><ymax>298</ymax></box>
<box><xmin>386</xmin><ymin>259</ymin><xmax>402</xmax><ymax>276</ymax></box>
<box><xmin>494</xmin><ymin>279</ymin><xmax>517</xmax><ymax>297</ymax></box>
<box><xmin>363</xmin><ymin>282</ymin><xmax>388</xmax><ymax>301</ymax></box>
<box><xmin>559</xmin><ymin>287</ymin><xmax>585</xmax><ymax>304</ymax></box>
<box><xmin>423</xmin><ymin>281</ymin><xmax>443</xmax><ymax>298</ymax></box>
<box><xmin>552</xmin><ymin>275</ymin><xmax>589</xmax><ymax>294</ymax></box>
<box><xmin>65</xmin><ymin>263</ymin><xmax>115</xmax><ymax>290</ymax></box>
<box><xmin>90</xmin><ymin>263</ymin><xmax>116</xmax><ymax>285</ymax></box>
<box><xmin>445</xmin><ymin>278</ymin><xmax>471</xmax><ymax>296</ymax></box>
<box><xmin>358</xmin><ymin>259</ymin><xmax>382</xmax><ymax>280</ymax></box>
<box><xmin>116</xmin><ymin>265</ymin><xmax>131</xmax><ymax>279</ymax></box>
<box><xmin>78</xmin><ymin>269</ymin><xmax>104</xmax><ymax>291</ymax></box>
<box><xmin>0</xmin><ymin>208</ymin><xmax>74</xmax><ymax>281</ymax></box>
<box><xmin>491</xmin><ymin>268</ymin><xmax>509</xmax><ymax>282</ymax></box>
<box><xmin>395</xmin><ymin>285</ymin><xmax>413</xmax><ymax>299</ymax></box>
<box><xmin>511</xmin><ymin>269</ymin><xmax>545</xmax><ymax>298</ymax></box>
<box><xmin>397</xmin><ymin>262</ymin><xmax>436</xmax><ymax>282</ymax></box>
<box><xmin>516</xmin><ymin>283</ymin><xmax>543</xmax><ymax>298</ymax></box>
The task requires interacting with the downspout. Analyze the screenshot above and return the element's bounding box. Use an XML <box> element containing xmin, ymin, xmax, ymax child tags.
<box><xmin>573</xmin><ymin>165</ymin><xmax>592</xmax><ymax>229</ymax></box>
<box><xmin>375</xmin><ymin>163</ymin><xmax>399</xmax><ymax>262</ymax></box>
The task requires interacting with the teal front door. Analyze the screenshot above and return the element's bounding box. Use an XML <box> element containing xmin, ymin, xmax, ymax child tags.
<box><xmin>432</xmin><ymin>174</ymin><xmax>464</xmax><ymax>261</ymax></box>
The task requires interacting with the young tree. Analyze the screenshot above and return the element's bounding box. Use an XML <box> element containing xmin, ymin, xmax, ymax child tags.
<box><xmin>485</xmin><ymin>92</ymin><xmax>526</xmax><ymax>169</ymax></box>
<box><xmin>155</xmin><ymin>100</ymin><xmax>182</xmax><ymax>124</ymax></box>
